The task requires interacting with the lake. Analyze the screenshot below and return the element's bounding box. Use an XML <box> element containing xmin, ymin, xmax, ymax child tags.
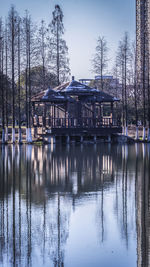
<box><xmin>0</xmin><ymin>143</ymin><xmax>149</xmax><ymax>267</ymax></box>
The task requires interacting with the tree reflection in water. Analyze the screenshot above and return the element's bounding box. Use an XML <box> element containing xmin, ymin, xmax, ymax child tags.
<box><xmin>136</xmin><ymin>144</ymin><xmax>150</xmax><ymax>267</ymax></box>
<box><xmin>0</xmin><ymin>143</ymin><xmax>149</xmax><ymax>266</ymax></box>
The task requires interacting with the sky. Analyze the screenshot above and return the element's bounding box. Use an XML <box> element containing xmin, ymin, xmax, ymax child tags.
<box><xmin>0</xmin><ymin>0</ymin><xmax>135</xmax><ymax>80</ymax></box>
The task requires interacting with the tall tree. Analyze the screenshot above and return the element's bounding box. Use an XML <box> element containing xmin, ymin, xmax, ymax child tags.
<box><xmin>131</xmin><ymin>42</ymin><xmax>139</xmax><ymax>139</ymax></box>
<box><xmin>113</xmin><ymin>58</ymin><xmax>120</xmax><ymax>98</ymax></box>
<box><xmin>23</xmin><ymin>11</ymin><xmax>35</xmax><ymax>142</ymax></box>
<box><xmin>116</xmin><ymin>42</ymin><xmax>125</xmax><ymax>133</ymax></box>
<box><xmin>4</xmin><ymin>20</ymin><xmax>9</xmax><ymax>142</ymax></box>
<box><xmin>92</xmin><ymin>36</ymin><xmax>108</xmax><ymax>91</ymax></box>
<box><xmin>117</xmin><ymin>33</ymin><xmax>131</xmax><ymax>136</ymax></box>
<box><xmin>38</xmin><ymin>20</ymin><xmax>47</xmax><ymax>90</ymax></box>
<box><xmin>0</xmin><ymin>18</ymin><xmax>5</xmax><ymax>143</ymax></box>
<box><xmin>48</xmin><ymin>5</ymin><xmax>70</xmax><ymax>85</ymax></box>
<box><xmin>147</xmin><ymin>56</ymin><xmax>150</xmax><ymax>141</ymax></box>
<box><xmin>17</xmin><ymin>16</ymin><xmax>22</xmax><ymax>143</ymax></box>
<box><xmin>8</xmin><ymin>6</ymin><xmax>18</xmax><ymax>143</ymax></box>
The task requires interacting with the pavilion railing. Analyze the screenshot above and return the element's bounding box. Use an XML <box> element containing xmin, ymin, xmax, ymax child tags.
<box><xmin>33</xmin><ymin>116</ymin><xmax>121</xmax><ymax>128</ymax></box>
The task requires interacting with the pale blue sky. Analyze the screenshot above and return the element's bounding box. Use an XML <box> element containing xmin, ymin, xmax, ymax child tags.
<box><xmin>0</xmin><ymin>0</ymin><xmax>135</xmax><ymax>79</ymax></box>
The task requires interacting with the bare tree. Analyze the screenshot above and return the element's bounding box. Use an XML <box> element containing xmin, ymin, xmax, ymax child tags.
<box><xmin>17</xmin><ymin>16</ymin><xmax>22</xmax><ymax>143</ymax></box>
<box><xmin>122</xmin><ymin>33</ymin><xmax>130</xmax><ymax>136</ymax></box>
<box><xmin>142</xmin><ymin>31</ymin><xmax>146</xmax><ymax>140</ymax></box>
<box><xmin>117</xmin><ymin>33</ymin><xmax>131</xmax><ymax>136</ymax></box>
<box><xmin>23</xmin><ymin>11</ymin><xmax>36</xmax><ymax>142</ymax></box>
<box><xmin>48</xmin><ymin>5</ymin><xmax>70</xmax><ymax>85</ymax></box>
<box><xmin>116</xmin><ymin>42</ymin><xmax>125</xmax><ymax>134</ymax></box>
<box><xmin>131</xmin><ymin>42</ymin><xmax>139</xmax><ymax>139</ymax></box>
<box><xmin>38</xmin><ymin>20</ymin><xmax>47</xmax><ymax>90</ymax></box>
<box><xmin>24</xmin><ymin>13</ymin><xmax>29</xmax><ymax>140</ymax></box>
<box><xmin>0</xmin><ymin>18</ymin><xmax>5</xmax><ymax>143</ymax></box>
<box><xmin>4</xmin><ymin>20</ymin><xmax>9</xmax><ymax>142</ymax></box>
<box><xmin>8</xmin><ymin>6</ymin><xmax>18</xmax><ymax>143</ymax></box>
<box><xmin>92</xmin><ymin>36</ymin><xmax>108</xmax><ymax>91</ymax></box>
<box><xmin>113</xmin><ymin>58</ymin><xmax>120</xmax><ymax>98</ymax></box>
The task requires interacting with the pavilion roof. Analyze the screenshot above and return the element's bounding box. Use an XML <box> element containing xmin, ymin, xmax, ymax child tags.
<box><xmin>55</xmin><ymin>80</ymin><xmax>98</xmax><ymax>95</ymax></box>
<box><xmin>31</xmin><ymin>87</ymin><xmax>74</xmax><ymax>103</ymax></box>
<box><xmin>54</xmin><ymin>79</ymin><xmax>119</xmax><ymax>102</ymax></box>
<box><xmin>31</xmin><ymin>80</ymin><xmax>119</xmax><ymax>103</ymax></box>
<box><xmin>80</xmin><ymin>92</ymin><xmax>119</xmax><ymax>103</ymax></box>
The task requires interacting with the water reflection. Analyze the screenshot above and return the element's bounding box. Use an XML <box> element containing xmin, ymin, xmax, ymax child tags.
<box><xmin>136</xmin><ymin>144</ymin><xmax>150</xmax><ymax>267</ymax></box>
<box><xmin>0</xmin><ymin>144</ymin><xmax>149</xmax><ymax>266</ymax></box>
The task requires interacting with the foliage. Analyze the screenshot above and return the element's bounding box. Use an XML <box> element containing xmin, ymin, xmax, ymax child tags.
<box><xmin>20</xmin><ymin>65</ymin><xmax>58</xmax><ymax>95</ymax></box>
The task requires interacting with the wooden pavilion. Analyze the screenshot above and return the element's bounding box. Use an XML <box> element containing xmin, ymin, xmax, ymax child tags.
<box><xmin>31</xmin><ymin>77</ymin><xmax>122</xmax><ymax>142</ymax></box>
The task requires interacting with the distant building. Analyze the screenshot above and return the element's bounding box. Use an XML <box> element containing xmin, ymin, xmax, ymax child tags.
<box><xmin>95</xmin><ymin>75</ymin><xmax>113</xmax><ymax>80</ymax></box>
<box><xmin>79</xmin><ymin>79</ymin><xmax>93</xmax><ymax>85</ymax></box>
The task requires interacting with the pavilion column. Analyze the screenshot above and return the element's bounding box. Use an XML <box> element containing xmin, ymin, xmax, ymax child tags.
<box><xmin>54</xmin><ymin>104</ymin><xmax>56</xmax><ymax>127</ymax></box>
<box><xmin>111</xmin><ymin>102</ymin><xmax>114</xmax><ymax>126</ymax></box>
<box><xmin>43</xmin><ymin>104</ymin><xmax>46</xmax><ymax>128</ymax></box>
<box><xmin>33</xmin><ymin>104</ymin><xmax>36</xmax><ymax>138</ymax></box>
<box><xmin>52</xmin><ymin>105</ymin><xmax>54</xmax><ymax>127</ymax></box>
<box><xmin>57</xmin><ymin>105</ymin><xmax>59</xmax><ymax>118</ymax></box>
<box><xmin>78</xmin><ymin>102</ymin><xmax>82</xmax><ymax>127</ymax></box>
<box><xmin>49</xmin><ymin>105</ymin><xmax>51</xmax><ymax>127</ymax></box>
<box><xmin>32</xmin><ymin>102</ymin><xmax>35</xmax><ymax>127</ymax></box>
<box><xmin>65</xmin><ymin>103</ymin><xmax>67</xmax><ymax>128</ymax></box>
<box><xmin>93</xmin><ymin>104</ymin><xmax>96</xmax><ymax>127</ymax></box>
<box><xmin>100</xmin><ymin>104</ymin><xmax>102</xmax><ymax>125</ymax></box>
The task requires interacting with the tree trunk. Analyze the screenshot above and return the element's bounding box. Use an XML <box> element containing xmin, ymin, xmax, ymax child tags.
<box><xmin>18</xmin><ymin>19</ymin><xmax>22</xmax><ymax>144</ymax></box>
<box><xmin>124</xmin><ymin>47</ymin><xmax>128</xmax><ymax>136</ymax></box>
<box><xmin>5</xmin><ymin>23</ymin><xmax>8</xmax><ymax>142</ymax></box>
<box><xmin>147</xmin><ymin>59</ymin><xmax>150</xmax><ymax>141</ymax></box>
<box><xmin>121</xmin><ymin>62</ymin><xmax>125</xmax><ymax>135</ymax></box>
<box><xmin>28</xmin><ymin>20</ymin><xmax>32</xmax><ymax>143</ymax></box>
<box><xmin>11</xmin><ymin>11</ymin><xmax>15</xmax><ymax>143</ymax></box>
<box><xmin>134</xmin><ymin>68</ymin><xmax>139</xmax><ymax>140</ymax></box>
<box><xmin>142</xmin><ymin>9</ymin><xmax>146</xmax><ymax>141</ymax></box>
<box><xmin>0</xmin><ymin>30</ymin><xmax>5</xmax><ymax>143</ymax></box>
<box><xmin>56</xmin><ymin>19</ymin><xmax>60</xmax><ymax>86</ymax></box>
<box><xmin>100</xmin><ymin>43</ymin><xmax>103</xmax><ymax>91</ymax></box>
<box><xmin>25</xmin><ymin>66</ymin><xmax>29</xmax><ymax>142</ymax></box>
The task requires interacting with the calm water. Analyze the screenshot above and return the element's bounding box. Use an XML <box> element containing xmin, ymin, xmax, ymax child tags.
<box><xmin>0</xmin><ymin>143</ymin><xmax>149</xmax><ymax>267</ymax></box>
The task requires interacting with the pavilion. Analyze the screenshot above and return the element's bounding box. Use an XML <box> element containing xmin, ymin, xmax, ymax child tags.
<box><xmin>31</xmin><ymin>77</ymin><xmax>122</xmax><ymax>142</ymax></box>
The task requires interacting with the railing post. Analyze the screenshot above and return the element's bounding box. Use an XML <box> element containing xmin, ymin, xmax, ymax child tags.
<box><xmin>111</xmin><ymin>102</ymin><xmax>114</xmax><ymax>126</ymax></box>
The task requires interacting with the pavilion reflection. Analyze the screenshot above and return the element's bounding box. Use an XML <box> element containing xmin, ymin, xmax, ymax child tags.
<box><xmin>29</xmin><ymin>144</ymin><xmax>116</xmax><ymax>196</ymax></box>
<box><xmin>0</xmin><ymin>144</ymin><xmax>117</xmax><ymax>266</ymax></box>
